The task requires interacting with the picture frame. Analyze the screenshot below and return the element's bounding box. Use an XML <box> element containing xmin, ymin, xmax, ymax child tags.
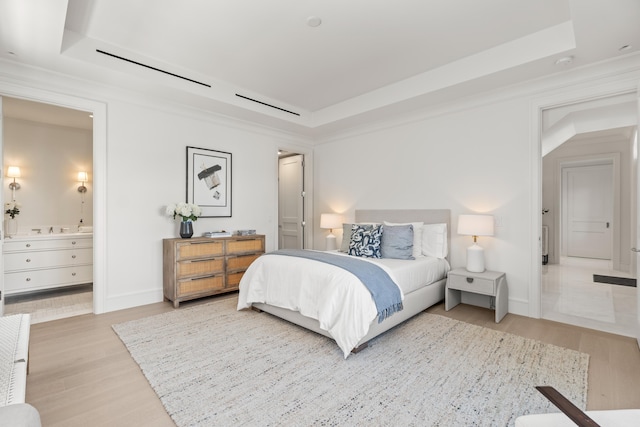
<box><xmin>186</xmin><ymin>146</ymin><xmax>232</xmax><ymax>217</ymax></box>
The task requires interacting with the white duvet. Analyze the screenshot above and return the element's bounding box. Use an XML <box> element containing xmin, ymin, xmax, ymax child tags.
<box><xmin>237</xmin><ymin>251</ymin><xmax>402</xmax><ymax>358</ymax></box>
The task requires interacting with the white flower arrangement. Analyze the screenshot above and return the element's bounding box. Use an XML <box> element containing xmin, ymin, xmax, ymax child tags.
<box><xmin>166</xmin><ymin>202</ymin><xmax>202</xmax><ymax>222</ymax></box>
<box><xmin>5</xmin><ymin>201</ymin><xmax>21</xmax><ymax>219</ymax></box>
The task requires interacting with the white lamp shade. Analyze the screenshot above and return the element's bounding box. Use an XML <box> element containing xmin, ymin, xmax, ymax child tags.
<box><xmin>457</xmin><ymin>214</ymin><xmax>494</xmax><ymax>236</ymax></box>
<box><xmin>320</xmin><ymin>213</ymin><xmax>342</xmax><ymax>230</ymax></box>
<box><xmin>7</xmin><ymin>166</ymin><xmax>21</xmax><ymax>178</ymax></box>
<box><xmin>77</xmin><ymin>171</ymin><xmax>88</xmax><ymax>182</ymax></box>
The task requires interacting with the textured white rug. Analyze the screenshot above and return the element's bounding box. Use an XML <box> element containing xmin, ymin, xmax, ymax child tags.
<box><xmin>113</xmin><ymin>298</ymin><xmax>589</xmax><ymax>426</ymax></box>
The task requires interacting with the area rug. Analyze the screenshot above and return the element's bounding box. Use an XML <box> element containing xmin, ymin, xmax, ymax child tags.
<box><xmin>113</xmin><ymin>298</ymin><xmax>589</xmax><ymax>426</ymax></box>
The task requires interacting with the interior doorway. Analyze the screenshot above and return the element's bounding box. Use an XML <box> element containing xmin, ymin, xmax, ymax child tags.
<box><xmin>539</xmin><ymin>94</ymin><xmax>637</xmax><ymax>337</ymax></box>
<box><xmin>1</xmin><ymin>96</ymin><xmax>95</xmax><ymax>323</ymax></box>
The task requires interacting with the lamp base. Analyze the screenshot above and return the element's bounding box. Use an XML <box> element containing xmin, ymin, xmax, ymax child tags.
<box><xmin>325</xmin><ymin>233</ymin><xmax>337</xmax><ymax>251</ymax></box>
<box><xmin>466</xmin><ymin>243</ymin><xmax>485</xmax><ymax>273</ymax></box>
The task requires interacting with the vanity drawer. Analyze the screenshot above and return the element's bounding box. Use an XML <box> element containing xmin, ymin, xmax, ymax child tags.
<box><xmin>5</xmin><ymin>265</ymin><xmax>93</xmax><ymax>294</ymax></box>
<box><xmin>4</xmin><ymin>236</ymin><xmax>93</xmax><ymax>252</ymax></box>
<box><xmin>447</xmin><ymin>273</ymin><xmax>495</xmax><ymax>295</ymax></box>
<box><xmin>4</xmin><ymin>248</ymin><xmax>93</xmax><ymax>271</ymax></box>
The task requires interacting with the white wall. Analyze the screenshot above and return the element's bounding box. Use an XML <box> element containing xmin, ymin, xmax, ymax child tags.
<box><xmin>3</xmin><ymin>118</ymin><xmax>93</xmax><ymax>231</ymax></box>
<box><xmin>313</xmin><ymin>97</ymin><xmax>534</xmax><ymax>315</ymax></box>
<box><xmin>104</xmin><ymin>99</ymin><xmax>287</xmax><ymax>307</ymax></box>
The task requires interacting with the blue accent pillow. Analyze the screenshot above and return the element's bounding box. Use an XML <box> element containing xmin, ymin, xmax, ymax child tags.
<box><xmin>381</xmin><ymin>224</ymin><xmax>415</xmax><ymax>260</ymax></box>
<box><xmin>348</xmin><ymin>224</ymin><xmax>382</xmax><ymax>258</ymax></box>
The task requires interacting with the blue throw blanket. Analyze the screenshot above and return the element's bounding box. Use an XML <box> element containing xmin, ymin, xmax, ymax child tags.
<box><xmin>266</xmin><ymin>249</ymin><xmax>403</xmax><ymax>323</ymax></box>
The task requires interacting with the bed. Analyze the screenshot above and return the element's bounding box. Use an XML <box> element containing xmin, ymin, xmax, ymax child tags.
<box><xmin>237</xmin><ymin>209</ymin><xmax>451</xmax><ymax>357</ymax></box>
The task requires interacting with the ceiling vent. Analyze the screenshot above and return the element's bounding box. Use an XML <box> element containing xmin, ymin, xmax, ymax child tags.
<box><xmin>96</xmin><ymin>49</ymin><xmax>211</xmax><ymax>88</ymax></box>
<box><xmin>235</xmin><ymin>94</ymin><xmax>300</xmax><ymax>116</ymax></box>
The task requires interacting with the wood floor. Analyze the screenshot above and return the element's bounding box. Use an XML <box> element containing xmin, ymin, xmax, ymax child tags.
<box><xmin>25</xmin><ymin>294</ymin><xmax>640</xmax><ymax>426</ymax></box>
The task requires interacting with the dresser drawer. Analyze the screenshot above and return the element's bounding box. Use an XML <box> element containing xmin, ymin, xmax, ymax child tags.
<box><xmin>447</xmin><ymin>273</ymin><xmax>494</xmax><ymax>295</ymax></box>
<box><xmin>226</xmin><ymin>253</ymin><xmax>261</xmax><ymax>272</ymax></box>
<box><xmin>226</xmin><ymin>271</ymin><xmax>246</xmax><ymax>288</ymax></box>
<box><xmin>178</xmin><ymin>275</ymin><xmax>224</xmax><ymax>296</ymax></box>
<box><xmin>5</xmin><ymin>265</ymin><xmax>93</xmax><ymax>294</ymax></box>
<box><xmin>4</xmin><ymin>248</ymin><xmax>93</xmax><ymax>271</ymax></box>
<box><xmin>176</xmin><ymin>258</ymin><xmax>224</xmax><ymax>278</ymax></box>
<box><xmin>226</xmin><ymin>238</ymin><xmax>264</xmax><ymax>255</ymax></box>
<box><xmin>176</xmin><ymin>241</ymin><xmax>224</xmax><ymax>260</ymax></box>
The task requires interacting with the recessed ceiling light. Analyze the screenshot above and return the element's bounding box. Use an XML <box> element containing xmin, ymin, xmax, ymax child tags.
<box><xmin>555</xmin><ymin>56</ymin><xmax>573</xmax><ymax>66</ymax></box>
<box><xmin>619</xmin><ymin>44</ymin><xmax>632</xmax><ymax>52</ymax></box>
<box><xmin>307</xmin><ymin>16</ymin><xmax>322</xmax><ymax>27</ymax></box>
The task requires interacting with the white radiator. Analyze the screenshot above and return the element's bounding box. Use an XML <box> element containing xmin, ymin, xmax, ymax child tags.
<box><xmin>541</xmin><ymin>225</ymin><xmax>549</xmax><ymax>265</ymax></box>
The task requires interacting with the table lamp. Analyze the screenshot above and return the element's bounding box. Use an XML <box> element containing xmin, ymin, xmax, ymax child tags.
<box><xmin>457</xmin><ymin>214</ymin><xmax>494</xmax><ymax>272</ymax></box>
<box><xmin>320</xmin><ymin>213</ymin><xmax>342</xmax><ymax>251</ymax></box>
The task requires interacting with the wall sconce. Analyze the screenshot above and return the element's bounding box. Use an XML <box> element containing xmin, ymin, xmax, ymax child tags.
<box><xmin>77</xmin><ymin>171</ymin><xmax>88</xmax><ymax>193</ymax></box>
<box><xmin>457</xmin><ymin>214</ymin><xmax>495</xmax><ymax>273</ymax></box>
<box><xmin>320</xmin><ymin>213</ymin><xmax>342</xmax><ymax>251</ymax></box>
<box><xmin>7</xmin><ymin>166</ymin><xmax>21</xmax><ymax>191</ymax></box>
<box><xmin>7</xmin><ymin>166</ymin><xmax>21</xmax><ymax>201</ymax></box>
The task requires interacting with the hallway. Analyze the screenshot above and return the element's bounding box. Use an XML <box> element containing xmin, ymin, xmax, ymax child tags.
<box><xmin>542</xmin><ymin>257</ymin><xmax>637</xmax><ymax>337</ymax></box>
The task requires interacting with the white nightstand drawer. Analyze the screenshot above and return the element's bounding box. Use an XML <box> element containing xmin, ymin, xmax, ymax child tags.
<box><xmin>447</xmin><ymin>273</ymin><xmax>494</xmax><ymax>295</ymax></box>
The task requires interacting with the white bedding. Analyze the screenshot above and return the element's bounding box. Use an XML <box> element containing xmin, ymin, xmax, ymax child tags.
<box><xmin>237</xmin><ymin>251</ymin><xmax>449</xmax><ymax>358</ymax></box>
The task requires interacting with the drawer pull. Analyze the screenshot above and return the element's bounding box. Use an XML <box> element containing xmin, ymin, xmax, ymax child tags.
<box><xmin>72</xmin><ymin>255</ymin><xmax>77</xmax><ymax>259</ymax></box>
<box><xmin>466</xmin><ymin>277</ymin><xmax>474</xmax><ymax>283</ymax></box>
<box><xmin>72</xmin><ymin>272</ymin><xmax>76</xmax><ymax>276</ymax></box>
<box><xmin>25</xmin><ymin>244</ymin><xmax>31</xmax><ymax>248</ymax></box>
<box><xmin>72</xmin><ymin>241</ymin><xmax>77</xmax><ymax>245</ymax></box>
<box><xmin>26</xmin><ymin>258</ymin><xmax>31</xmax><ymax>263</ymax></box>
<box><xmin>26</xmin><ymin>278</ymin><xmax>31</xmax><ymax>282</ymax></box>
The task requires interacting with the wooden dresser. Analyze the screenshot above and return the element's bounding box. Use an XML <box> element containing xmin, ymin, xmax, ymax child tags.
<box><xmin>163</xmin><ymin>235</ymin><xmax>265</xmax><ymax>308</ymax></box>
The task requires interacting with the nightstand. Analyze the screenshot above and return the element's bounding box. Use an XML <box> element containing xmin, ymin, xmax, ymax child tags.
<box><xmin>445</xmin><ymin>267</ymin><xmax>508</xmax><ymax>323</ymax></box>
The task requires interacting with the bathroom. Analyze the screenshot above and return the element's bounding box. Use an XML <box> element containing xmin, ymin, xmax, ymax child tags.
<box><xmin>2</xmin><ymin>96</ymin><xmax>94</xmax><ymax>322</ymax></box>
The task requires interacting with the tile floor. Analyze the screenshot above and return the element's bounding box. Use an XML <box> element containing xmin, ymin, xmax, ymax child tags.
<box><xmin>542</xmin><ymin>256</ymin><xmax>637</xmax><ymax>337</ymax></box>
<box><xmin>3</xmin><ymin>285</ymin><xmax>93</xmax><ymax>324</ymax></box>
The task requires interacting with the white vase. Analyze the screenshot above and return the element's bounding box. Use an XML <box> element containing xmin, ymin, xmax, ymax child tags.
<box><xmin>5</xmin><ymin>218</ymin><xmax>17</xmax><ymax>237</ymax></box>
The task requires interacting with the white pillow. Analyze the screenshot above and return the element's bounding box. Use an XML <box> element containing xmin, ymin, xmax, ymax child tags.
<box><xmin>421</xmin><ymin>223</ymin><xmax>448</xmax><ymax>259</ymax></box>
<box><xmin>384</xmin><ymin>221</ymin><xmax>424</xmax><ymax>258</ymax></box>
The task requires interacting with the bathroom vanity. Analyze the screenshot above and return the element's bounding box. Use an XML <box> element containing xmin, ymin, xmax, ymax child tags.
<box><xmin>3</xmin><ymin>233</ymin><xmax>93</xmax><ymax>295</ymax></box>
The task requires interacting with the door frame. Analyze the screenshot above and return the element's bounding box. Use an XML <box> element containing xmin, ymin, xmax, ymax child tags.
<box><xmin>530</xmin><ymin>78</ymin><xmax>639</xmax><ymax>318</ymax></box>
<box><xmin>555</xmin><ymin>154</ymin><xmax>620</xmax><ymax>267</ymax></box>
<box><xmin>0</xmin><ymin>82</ymin><xmax>107</xmax><ymax>314</ymax></box>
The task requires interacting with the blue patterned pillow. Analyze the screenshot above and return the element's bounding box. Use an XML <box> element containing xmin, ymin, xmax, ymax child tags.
<box><xmin>348</xmin><ymin>224</ymin><xmax>383</xmax><ymax>258</ymax></box>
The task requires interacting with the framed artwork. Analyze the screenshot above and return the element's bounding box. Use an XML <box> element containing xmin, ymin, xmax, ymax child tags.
<box><xmin>186</xmin><ymin>146</ymin><xmax>232</xmax><ymax>217</ymax></box>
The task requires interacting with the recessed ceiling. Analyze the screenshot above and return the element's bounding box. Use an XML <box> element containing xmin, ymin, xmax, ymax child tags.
<box><xmin>1</xmin><ymin>0</ymin><xmax>638</xmax><ymax>135</ymax></box>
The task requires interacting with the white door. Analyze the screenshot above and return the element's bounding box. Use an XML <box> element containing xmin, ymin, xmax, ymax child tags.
<box><xmin>563</xmin><ymin>163</ymin><xmax>613</xmax><ymax>259</ymax></box>
<box><xmin>0</xmin><ymin>96</ymin><xmax>4</xmax><ymax>315</ymax></box>
<box><xmin>278</xmin><ymin>154</ymin><xmax>304</xmax><ymax>249</ymax></box>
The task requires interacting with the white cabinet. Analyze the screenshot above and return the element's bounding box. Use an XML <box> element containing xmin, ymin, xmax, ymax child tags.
<box><xmin>3</xmin><ymin>234</ymin><xmax>93</xmax><ymax>295</ymax></box>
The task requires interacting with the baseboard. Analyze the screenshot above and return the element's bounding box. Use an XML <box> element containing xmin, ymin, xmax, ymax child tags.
<box><xmin>104</xmin><ymin>289</ymin><xmax>164</xmax><ymax>313</ymax></box>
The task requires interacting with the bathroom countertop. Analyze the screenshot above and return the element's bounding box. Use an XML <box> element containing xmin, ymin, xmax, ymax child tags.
<box><xmin>6</xmin><ymin>232</ymin><xmax>93</xmax><ymax>240</ymax></box>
